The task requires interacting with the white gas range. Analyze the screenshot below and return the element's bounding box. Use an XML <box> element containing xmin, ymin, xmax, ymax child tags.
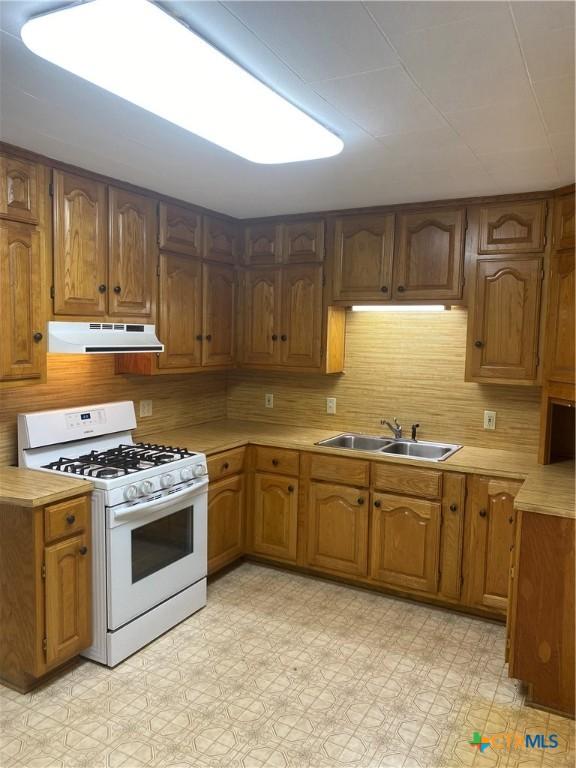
<box><xmin>18</xmin><ymin>401</ymin><xmax>207</xmax><ymax>667</ymax></box>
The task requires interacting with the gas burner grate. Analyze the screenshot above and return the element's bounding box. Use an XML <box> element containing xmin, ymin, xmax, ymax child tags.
<box><xmin>41</xmin><ymin>442</ymin><xmax>195</xmax><ymax>477</ymax></box>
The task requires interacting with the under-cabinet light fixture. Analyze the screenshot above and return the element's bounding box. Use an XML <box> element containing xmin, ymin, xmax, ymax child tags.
<box><xmin>20</xmin><ymin>0</ymin><xmax>344</xmax><ymax>164</ymax></box>
<box><xmin>352</xmin><ymin>305</ymin><xmax>447</xmax><ymax>312</ymax></box>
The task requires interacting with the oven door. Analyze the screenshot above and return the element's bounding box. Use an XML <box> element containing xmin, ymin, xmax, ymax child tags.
<box><xmin>106</xmin><ymin>488</ymin><xmax>207</xmax><ymax>630</ymax></box>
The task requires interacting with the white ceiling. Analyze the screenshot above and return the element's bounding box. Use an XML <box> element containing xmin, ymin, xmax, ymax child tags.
<box><xmin>0</xmin><ymin>1</ymin><xmax>574</xmax><ymax>218</ymax></box>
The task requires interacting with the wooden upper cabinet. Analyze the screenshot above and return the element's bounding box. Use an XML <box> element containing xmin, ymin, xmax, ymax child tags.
<box><xmin>0</xmin><ymin>155</ymin><xmax>38</xmax><ymax>224</ymax></box>
<box><xmin>464</xmin><ymin>476</ymin><xmax>521</xmax><ymax>614</ymax></box>
<box><xmin>203</xmin><ymin>215</ymin><xmax>238</xmax><ymax>264</ymax></box>
<box><xmin>545</xmin><ymin>250</ymin><xmax>575</xmax><ymax>386</ymax></box>
<box><xmin>280</xmin><ymin>264</ymin><xmax>323</xmax><ymax>368</ymax></box>
<box><xmin>332</xmin><ymin>214</ymin><xmax>394</xmax><ymax>301</ymax></box>
<box><xmin>158</xmin><ymin>202</ymin><xmax>201</xmax><ymax>257</ymax></box>
<box><xmin>53</xmin><ymin>171</ymin><xmax>108</xmax><ymax>316</ymax></box>
<box><xmin>202</xmin><ymin>262</ymin><xmax>235</xmax><ymax>367</ymax></box>
<box><xmin>244</xmin><ymin>223</ymin><xmax>281</xmax><ymax>266</ymax></box>
<box><xmin>283</xmin><ymin>220</ymin><xmax>324</xmax><ymax>263</ymax></box>
<box><xmin>478</xmin><ymin>200</ymin><xmax>547</xmax><ymax>254</ymax></box>
<box><xmin>242</xmin><ymin>268</ymin><xmax>281</xmax><ymax>365</ymax></box>
<box><xmin>307</xmin><ymin>482</ymin><xmax>369</xmax><ymax>577</ymax></box>
<box><xmin>157</xmin><ymin>252</ymin><xmax>202</xmax><ymax>370</ymax></box>
<box><xmin>252</xmin><ymin>473</ymin><xmax>298</xmax><ymax>562</ymax></box>
<box><xmin>552</xmin><ymin>192</ymin><xmax>575</xmax><ymax>251</ymax></box>
<box><xmin>0</xmin><ymin>221</ymin><xmax>44</xmax><ymax>381</ymax></box>
<box><xmin>467</xmin><ymin>257</ymin><xmax>542</xmax><ymax>383</ymax></box>
<box><xmin>108</xmin><ymin>188</ymin><xmax>157</xmax><ymax>319</ymax></box>
<box><xmin>370</xmin><ymin>492</ymin><xmax>441</xmax><ymax>594</ymax></box>
<box><xmin>393</xmin><ymin>208</ymin><xmax>465</xmax><ymax>301</ymax></box>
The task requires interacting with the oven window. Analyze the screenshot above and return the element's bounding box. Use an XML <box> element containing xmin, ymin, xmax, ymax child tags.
<box><xmin>131</xmin><ymin>506</ymin><xmax>193</xmax><ymax>583</ymax></box>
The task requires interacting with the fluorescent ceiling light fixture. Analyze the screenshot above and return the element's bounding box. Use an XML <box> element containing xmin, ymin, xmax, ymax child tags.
<box><xmin>20</xmin><ymin>0</ymin><xmax>344</xmax><ymax>164</ymax></box>
<box><xmin>352</xmin><ymin>305</ymin><xmax>447</xmax><ymax>312</ymax></box>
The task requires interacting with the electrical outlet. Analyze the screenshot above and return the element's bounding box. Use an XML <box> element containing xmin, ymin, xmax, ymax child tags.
<box><xmin>265</xmin><ymin>393</ymin><xmax>274</xmax><ymax>409</ymax></box>
<box><xmin>483</xmin><ymin>410</ymin><xmax>496</xmax><ymax>430</ymax></box>
<box><xmin>140</xmin><ymin>400</ymin><xmax>153</xmax><ymax>418</ymax></box>
<box><xmin>326</xmin><ymin>397</ymin><xmax>337</xmax><ymax>415</ymax></box>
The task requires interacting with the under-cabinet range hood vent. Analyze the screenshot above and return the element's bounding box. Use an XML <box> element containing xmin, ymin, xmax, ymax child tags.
<box><xmin>48</xmin><ymin>322</ymin><xmax>164</xmax><ymax>354</ymax></box>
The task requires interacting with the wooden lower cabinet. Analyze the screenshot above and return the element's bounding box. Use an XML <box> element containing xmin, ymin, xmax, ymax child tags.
<box><xmin>370</xmin><ymin>492</ymin><xmax>441</xmax><ymax>593</ymax></box>
<box><xmin>0</xmin><ymin>494</ymin><xmax>91</xmax><ymax>692</ymax></box>
<box><xmin>463</xmin><ymin>476</ymin><xmax>522</xmax><ymax>615</ymax></box>
<box><xmin>207</xmin><ymin>474</ymin><xmax>244</xmax><ymax>575</ymax></box>
<box><xmin>307</xmin><ymin>482</ymin><xmax>369</xmax><ymax>577</ymax></box>
<box><xmin>252</xmin><ymin>473</ymin><xmax>298</xmax><ymax>562</ymax></box>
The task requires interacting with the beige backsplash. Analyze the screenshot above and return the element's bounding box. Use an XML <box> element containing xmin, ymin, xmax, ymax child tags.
<box><xmin>227</xmin><ymin>309</ymin><xmax>541</xmax><ymax>453</ymax></box>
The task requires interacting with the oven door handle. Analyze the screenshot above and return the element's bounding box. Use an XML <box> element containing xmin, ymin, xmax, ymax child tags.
<box><xmin>111</xmin><ymin>480</ymin><xmax>207</xmax><ymax>523</ymax></box>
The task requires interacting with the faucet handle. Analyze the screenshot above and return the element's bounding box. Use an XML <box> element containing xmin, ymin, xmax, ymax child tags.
<box><xmin>411</xmin><ymin>423</ymin><xmax>420</xmax><ymax>441</ymax></box>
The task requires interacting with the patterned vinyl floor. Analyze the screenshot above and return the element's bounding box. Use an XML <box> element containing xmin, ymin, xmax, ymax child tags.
<box><xmin>0</xmin><ymin>563</ymin><xmax>574</xmax><ymax>768</ymax></box>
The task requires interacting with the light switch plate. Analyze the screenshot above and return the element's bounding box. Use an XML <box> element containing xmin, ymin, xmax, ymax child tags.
<box><xmin>140</xmin><ymin>400</ymin><xmax>153</xmax><ymax>418</ymax></box>
<box><xmin>483</xmin><ymin>410</ymin><xmax>496</xmax><ymax>430</ymax></box>
<box><xmin>326</xmin><ymin>397</ymin><xmax>336</xmax><ymax>415</ymax></box>
<box><xmin>265</xmin><ymin>394</ymin><xmax>274</xmax><ymax>409</ymax></box>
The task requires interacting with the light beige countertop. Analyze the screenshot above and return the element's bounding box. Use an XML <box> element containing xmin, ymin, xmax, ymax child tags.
<box><xmin>0</xmin><ymin>466</ymin><xmax>93</xmax><ymax>508</ymax></box>
<box><xmin>514</xmin><ymin>461</ymin><xmax>575</xmax><ymax>519</ymax></box>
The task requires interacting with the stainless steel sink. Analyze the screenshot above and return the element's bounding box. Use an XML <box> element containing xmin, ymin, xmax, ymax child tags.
<box><xmin>315</xmin><ymin>433</ymin><xmax>462</xmax><ymax>462</ymax></box>
<box><xmin>316</xmin><ymin>433</ymin><xmax>393</xmax><ymax>451</ymax></box>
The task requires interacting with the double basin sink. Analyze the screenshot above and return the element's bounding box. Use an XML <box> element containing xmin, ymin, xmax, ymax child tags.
<box><xmin>315</xmin><ymin>433</ymin><xmax>462</xmax><ymax>462</ymax></box>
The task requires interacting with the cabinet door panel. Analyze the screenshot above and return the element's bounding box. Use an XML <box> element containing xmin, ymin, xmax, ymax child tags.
<box><xmin>283</xmin><ymin>220</ymin><xmax>324</xmax><ymax>263</ymax></box>
<box><xmin>552</xmin><ymin>192</ymin><xmax>575</xmax><ymax>251</ymax></box>
<box><xmin>546</xmin><ymin>250</ymin><xmax>575</xmax><ymax>385</ymax></box>
<box><xmin>159</xmin><ymin>202</ymin><xmax>201</xmax><ymax>257</ymax></box>
<box><xmin>394</xmin><ymin>208</ymin><xmax>465</xmax><ymax>300</ymax></box>
<box><xmin>204</xmin><ymin>216</ymin><xmax>238</xmax><ymax>264</ymax></box>
<box><xmin>253</xmin><ymin>473</ymin><xmax>298</xmax><ymax>562</ymax></box>
<box><xmin>242</xmin><ymin>269</ymin><xmax>281</xmax><ymax>365</ymax></box>
<box><xmin>281</xmin><ymin>264</ymin><xmax>323</xmax><ymax>368</ymax></box>
<box><xmin>0</xmin><ymin>155</ymin><xmax>38</xmax><ymax>223</ymax></box>
<box><xmin>108</xmin><ymin>187</ymin><xmax>156</xmax><ymax>318</ymax></box>
<box><xmin>53</xmin><ymin>171</ymin><xmax>107</xmax><ymax>316</ymax></box>
<box><xmin>464</xmin><ymin>476</ymin><xmax>521</xmax><ymax>614</ymax></box>
<box><xmin>157</xmin><ymin>253</ymin><xmax>202</xmax><ymax>369</ymax></box>
<box><xmin>45</xmin><ymin>533</ymin><xmax>91</xmax><ymax>668</ymax></box>
<box><xmin>467</xmin><ymin>257</ymin><xmax>542</xmax><ymax>382</ymax></box>
<box><xmin>371</xmin><ymin>493</ymin><xmax>441</xmax><ymax>593</ymax></box>
<box><xmin>0</xmin><ymin>221</ymin><xmax>44</xmax><ymax>381</ymax></box>
<box><xmin>479</xmin><ymin>201</ymin><xmax>546</xmax><ymax>254</ymax></box>
<box><xmin>439</xmin><ymin>473</ymin><xmax>467</xmax><ymax>601</ymax></box>
<box><xmin>202</xmin><ymin>263</ymin><xmax>235</xmax><ymax>367</ymax></box>
<box><xmin>244</xmin><ymin>223</ymin><xmax>281</xmax><ymax>265</ymax></box>
<box><xmin>208</xmin><ymin>474</ymin><xmax>244</xmax><ymax>575</ymax></box>
<box><xmin>333</xmin><ymin>214</ymin><xmax>394</xmax><ymax>301</ymax></box>
<box><xmin>307</xmin><ymin>482</ymin><xmax>368</xmax><ymax>576</ymax></box>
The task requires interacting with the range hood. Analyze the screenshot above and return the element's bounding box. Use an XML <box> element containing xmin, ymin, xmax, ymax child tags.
<box><xmin>48</xmin><ymin>322</ymin><xmax>164</xmax><ymax>354</ymax></box>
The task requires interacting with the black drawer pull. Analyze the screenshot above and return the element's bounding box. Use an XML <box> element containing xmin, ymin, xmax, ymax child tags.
<box><xmin>374</xmin><ymin>500</ymin><xmax>381</xmax><ymax>508</ymax></box>
<box><xmin>288</xmin><ymin>485</ymin><xmax>294</xmax><ymax>493</ymax></box>
<box><xmin>357</xmin><ymin>497</ymin><xmax>364</xmax><ymax>505</ymax></box>
<box><xmin>281</xmin><ymin>334</ymin><xmax>287</xmax><ymax>341</ymax></box>
<box><xmin>474</xmin><ymin>340</ymin><xmax>483</xmax><ymax>348</ymax></box>
<box><xmin>79</xmin><ymin>546</ymin><xmax>88</xmax><ymax>556</ymax></box>
<box><xmin>272</xmin><ymin>334</ymin><xmax>278</xmax><ymax>341</ymax></box>
<box><xmin>98</xmin><ymin>284</ymin><xmax>107</xmax><ymax>293</ymax></box>
<box><xmin>206</xmin><ymin>334</ymin><xmax>212</xmax><ymax>341</ymax></box>
<box><xmin>222</xmin><ymin>462</ymin><xmax>230</xmax><ymax>470</ymax></box>
<box><xmin>66</xmin><ymin>514</ymin><xmax>76</xmax><ymax>525</ymax></box>
<box><xmin>449</xmin><ymin>503</ymin><xmax>458</xmax><ymax>512</ymax></box>
<box><xmin>380</xmin><ymin>286</ymin><xmax>388</xmax><ymax>293</ymax></box>
<box><xmin>196</xmin><ymin>334</ymin><xmax>203</xmax><ymax>341</ymax></box>
<box><xmin>113</xmin><ymin>285</ymin><xmax>121</xmax><ymax>294</ymax></box>
<box><xmin>479</xmin><ymin>508</ymin><xmax>487</xmax><ymax>518</ymax></box>
<box><xmin>33</xmin><ymin>332</ymin><xmax>43</xmax><ymax>342</ymax></box>
<box><xmin>272</xmin><ymin>459</ymin><xmax>279</xmax><ymax>466</ymax></box>
<box><xmin>397</xmin><ymin>285</ymin><xmax>405</xmax><ymax>293</ymax></box>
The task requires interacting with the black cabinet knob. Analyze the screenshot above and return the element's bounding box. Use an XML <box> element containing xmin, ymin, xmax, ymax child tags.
<box><xmin>222</xmin><ymin>462</ymin><xmax>229</xmax><ymax>470</ymax></box>
<box><xmin>272</xmin><ymin>459</ymin><xmax>279</xmax><ymax>466</ymax></box>
<box><xmin>196</xmin><ymin>334</ymin><xmax>203</xmax><ymax>341</ymax></box>
<box><xmin>479</xmin><ymin>508</ymin><xmax>487</xmax><ymax>518</ymax></box>
<box><xmin>272</xmin><ymin>334</ymin><xmax>278</xmax><ymax>341</ymax></box>
<box><xmin>281</xmin><ymin>334</ymin><xmax>287</xmax><ymax>341</ymax></box>
<box><xmin>357</xmin><ymin>497</ymin><xmax>364</xmax><ymax>505</ymax></box>
<box><xmin>474</xmin><ymin>340</ymin><xmax>483</xmax><ymax>348</ymax></box>
<box><xmin>33</xmin><ymin>332</ymin><xmax>43</xmax><ymax>342</ymax></box>
<box><xmin>508</xmin><ymin>516</ymin><xmax>514</xmax><ymax>524</ymax></box>
<box><xmin>374</xmin><ymin>500</ymin><xmax>381</xmax><ymax>508</ymax></box>
<box><xmin>397</xmin><ymin>285</ymin><xmax>405</xmax><ymax>293</ymax></box>
<box><xmin>380</xmin><ymin>286</ymin><xmax>388</xmax><ymax>293</ymax></box>
<box><xmin>98</xmin><ymin>284</ymin><xmax>107</xmax><ymax>293</ymax></box>
<box><xmin>449</xmin><ymin>503</ymin><xmax>458</xmax><ymax>512</ymax></box>
<box><xmin>79</xmin><ymin>546</ymin><xmax>88</xmax><ymax>556</ymax></box>
<box><xmin>113</xmin><ymin>285</ymin><xmax>121</xmax><ymax>294</ymax></box>
<box><xmin>288</xmin><ymin>485</ymin><xmax>294</xmax><ymax>493</ymax></box>
<box><xmin>66</xmin><ymin>514</ymin><xmax>76</xmax><ymax>525</ymax></box>
<box><xmin>206</xmin><ymin>334</ymin><xmax>212</xmax><ymax>341</ymax></box>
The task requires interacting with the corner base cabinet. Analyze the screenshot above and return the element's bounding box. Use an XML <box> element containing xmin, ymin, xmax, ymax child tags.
<box><xmin>0</xmin><ymin>494</ymin><xmax>91</xmax><ymax>692</ymax></box>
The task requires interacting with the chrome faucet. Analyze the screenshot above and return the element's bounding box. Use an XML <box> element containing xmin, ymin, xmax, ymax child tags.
<box><xmin>381</xmin><ymin>417</ymin><xmax>402</xmax><ymax>439</ymax></box>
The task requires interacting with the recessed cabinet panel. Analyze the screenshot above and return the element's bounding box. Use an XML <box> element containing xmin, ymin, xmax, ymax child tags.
<box><xmin>0</xmin><ymin>155</ymin><xmax>38</xmax><ymax>224</ymax></box>
<box><xmin>208</xmin><ymin>474</ymin><xmax>244</xmax><ymax>575</ymax></box>
<box><xmin>281</xmin><ymin>264</ymin><xmax>323</xmax><ymax>368</ymax></box>
<box><xmin>242</xmin><ymin>269</ymin><xmax>281</xmax><ymax>365</ymax></box>
<box><xmin>157</xmin><ymin>253</ymin><xmax>202</xmax><ymax>369</ymax></box>
<box><xmin>204</xmin><ymin>216</ymin><xmax>238</xmax><ymax>264</ymax></box>
<box><xmin>552</xmin><ymin>193</ymin><xmax>575</xmax><ymax>251</ymax></box>
<box><xmin>53</xmin><ymin>171</ymin><xmax>108</xmax><ymax>316</ymax></box>
<box><xmin>244</xmin><ymin>223</ymin><xmax>281</xmax><ymax>265</ymax></box>
<box><xmin>159</xmin><ymin>202</ymin><xmax>201</xmax><ymax>257</ymax></box>
<box><xmin>202</xmin><ymin>263</ymin><xmax>235</xmax><ymax>367</ymax></box>
<box><xmin>546</xmin><ymin>250</ymin><xmax>575</xmax><ymax>385</ymax></box>
<box><xmin>108</xmin><ymin>187</ymin><xmax>156</xmax><ymax>319</ymax></box>
<box><xmin>332</xmin><ymin>214</ymin><xmax>395</xmax><ymax>301</ymax></box>
<box><xmin>394</xmin><ymin>208</ymin><xmax>465</xmax><ymax>300</ymax></box>
<box><xmin>283</xmin><ymin>220</ymin><xmax>324</xmax><ymax>263</ymax></box>
<box><xmin>478</xmin><ymin>201</ymin><xmax>546</xmax><ymax>254</ymax></box>
<box><xmin>252</xmin><ymin>473</ymin><xmax>298</xmax><ymax>562</ymax></box>
<box><xmin>467</xmin><ymin>257</ymin><xmax>542</xmax><ymax>382</ymax></box>
<box><xmin>0</xmin><ymin>221</ymin><xmax>43</xmax><ymax>381</ymax></box>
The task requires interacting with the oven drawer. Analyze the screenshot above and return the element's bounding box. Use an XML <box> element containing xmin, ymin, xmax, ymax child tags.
<box><xmin>45</xmin><ymin>496</ymin><xmax>90</xmax><ymax>543</ymax></box>
<box><xmin>207</xmin><ymin>448</ymin><xmax>245</xmax><ymax>482</ymax></box>
<box><xmin>254</xmin><ymin>446</ymin><xmax>300</xmax><ymax>475</ymax></box>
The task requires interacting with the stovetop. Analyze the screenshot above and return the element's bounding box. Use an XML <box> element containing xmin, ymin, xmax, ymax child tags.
<box><xmin>42</xmin><ymin>442</ymin><xmax>197</xmax><ymax>479</ymax></box>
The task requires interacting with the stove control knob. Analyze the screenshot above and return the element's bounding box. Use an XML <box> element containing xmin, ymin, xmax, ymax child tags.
<box><xmin>124</xmin><ymin>484</ymin><xmax>138</xmax><ymax>501</ymax></box>
<box><xmin>193</xmin><ymin>463</ymin><xmax>207</xmax><ymax>478</ymax></box>
<box><xmin>139</xmin><ymin>480</ymin><xmax>154</xmax><ymax>496</ymax></box>
<box><xmin>160</xmin><ymin>473</ymin><xmax>174</xmax><ymax>489</ymax></box>
<box><xmin>180</xmin><ymin>466</ymin><xmax>194</xmax><ymax>482</ymax></box>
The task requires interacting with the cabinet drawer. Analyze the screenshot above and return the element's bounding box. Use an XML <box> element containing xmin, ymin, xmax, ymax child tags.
<box><xmin>372</xmin><ymin>463</ymin><xmax>442</xmax><ymax>499</ymax></box>
<box><xmin>254</xmin><ymin>446</ymin><xmax>300</xmax><ymax>475</ymax></box>
<box><xmin>308</xmin><ymin>453</ymin><xmax>370</xmax><ymax>487</ymax></box>
<box><xmin>44</xmin><ymin>496</ymin><xmax>89</xmax><ymax>544</ymax></box>
<box><xmin>207</xmin><ymin>448</ymin><xmax>245</xmax><ymax>482</ymax></box>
